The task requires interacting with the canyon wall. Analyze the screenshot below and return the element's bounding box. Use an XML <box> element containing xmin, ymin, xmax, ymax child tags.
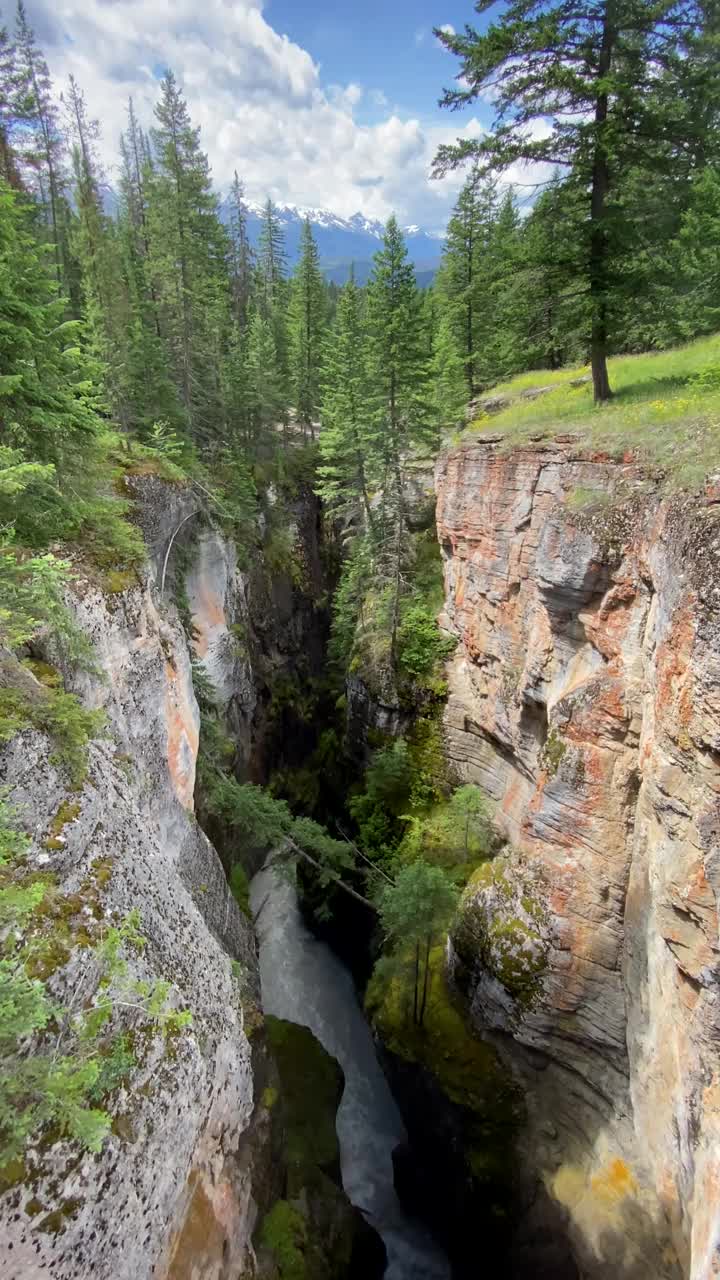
<box><xmin>436</xmin><ymin>436</ymin><xmax>720</xmax><ymax>1279</ymax></box>
<box><xmin>0</xmin><ymin>477</ymin><xmax>334</xmax><ymax>1280</ymax></box>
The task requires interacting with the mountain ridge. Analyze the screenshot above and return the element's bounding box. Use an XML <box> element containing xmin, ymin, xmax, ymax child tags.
<box><xmin>221</xmin><ymin>198</ymin><xmax>444</xmax><ymax>283</ymax></box>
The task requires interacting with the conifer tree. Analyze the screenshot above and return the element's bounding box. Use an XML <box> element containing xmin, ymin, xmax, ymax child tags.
<box><xmin>244</xmin><ymin>306</ymin><xmax>283</xmax><ymax>450</ymax></box>
<box><xmin>434</xmin><ymin>0</ymin><xmax>717</xmax><ymax>402</ymax></box>
<box><xmin>257</xmin><ymin>196</ymin><xmax>287</xmax><ymax>310</ymax></box>
<box><xmin>289</xmin><ymin>217</ymin><xmax>325</xmax><ymax>439</ymax></box>
<box><xmin>228</xmin><ymin>171</ymin><xmax>253</xmax><ymax>332</ymax></box>
<box><xmin>147</xmin><ymin>70</ymin><xmax>231</xmax><ymax>441</ymax></box>
<box><xmin>256</xmin><ymin>196</ymin><xmax>289</xmax><ymax>423</ymax></box>
<box><xmin>318</xmin><ymin>269</ymin><xmax>375</xmax><ymax>530</ymax></box>
<box><xmin>0</xmin><ymin>22</ymin><xmax>21</xmax><ymax>188</ymax></box>
<box><xmin>64</xmin><ymin>75</ymin><xmax>130</xmax><ymax>426</ymax></box>
<box><xmin>436</xmin><ymin>168</ymin><xmax>488</xmax><ymax>395</ymax></box>
<box><xmin>14</xmin><ymin>2</ymin><xmax>69</xmax><ymax>286</ymax></box>
<box><xmin>430</xmin><ymin>308</ymin><xmax>467</xmax><ymax>428</ymax></box>
<box><xmin>366</xmin><ymin>217</ymin><xmax>431</xmax><ymax>665</ymax></box>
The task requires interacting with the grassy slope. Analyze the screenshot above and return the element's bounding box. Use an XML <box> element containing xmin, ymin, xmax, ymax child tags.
<box><xmin>466</xmin><ymin>332</ymin><xmax>720</xmax><ymax>491</ymax></box>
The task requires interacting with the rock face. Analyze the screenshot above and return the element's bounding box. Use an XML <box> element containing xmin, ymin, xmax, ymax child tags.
<box><xmin>0</xmin><ymin>564</ymin><xmax>260</xmax><ymax>1279</ymax></box>
<box><xmin>435</xmin><ymin>438</ymin><xmax>720</xmax><ymax>1280</ymax></box>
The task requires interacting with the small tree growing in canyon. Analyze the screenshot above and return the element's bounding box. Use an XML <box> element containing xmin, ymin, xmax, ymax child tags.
<box><xmin>377</xmin><ymin>861</ymin><xmax>458</xmax><ymax>1027</ymax></box>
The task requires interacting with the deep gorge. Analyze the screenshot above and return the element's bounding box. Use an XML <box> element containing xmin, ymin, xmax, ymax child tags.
<box><xmin>1</xmin><ymin>434</ymin><xmax>719</xmax><ymax>1280</ymax></box>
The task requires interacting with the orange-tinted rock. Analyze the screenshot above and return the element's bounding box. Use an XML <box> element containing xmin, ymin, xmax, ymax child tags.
<box><xmin>437</xmin><ymin>437</ymin><xmax>720</xmax><ymax>1279</ymax></box>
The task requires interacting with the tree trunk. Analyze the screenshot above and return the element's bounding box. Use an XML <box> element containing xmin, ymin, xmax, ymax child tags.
<box><xmin>413</xmin><ymin>942</ymin><xmax>420</xmax><ymax>1025</ymax></box>
<box><xmin>589</xmin><ymin>2</ymin><xmax>615</xmax><ymax>404</ymax></box>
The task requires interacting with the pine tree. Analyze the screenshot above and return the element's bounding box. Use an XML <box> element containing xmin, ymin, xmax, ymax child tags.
<box><xmin>436</xmin><ymin>168</ymin><xmax>489</xmax><ymax>396</ymax></box>
<box><xmin>228</xmin><ymin>171</ymin><xmax>253</xmax><ymax>332</ymax></box>
<box><xmin>366</xmin><ymin>216</ymin><xmax>431</xmax><ymax>665</ymax></box>
<box><xmin>257</xmin><ymin>196</ymin><xmax>287</xmax><ymax>312</ymax></box>
<box><xmin>116</xmin><ymin>108</ymin><xmax>183</xmax><ymax>436</ymax></box>
<box><xmin>257</xmin><ymin>196</ymin><xmax>289</xmax><ymax>422</ymax></box>
<box><xmin>147</xmin><ymin>70</ymin><xmax>231</xmax><ymax>442</ymax></box>
<box><xmin>14</xmin><ymin>2</ymin><xmax>70</xmax><ymax>287</ymax></box>
<box><xmin>317</xmin><ymin>269</ymin><xmax>375</xmax><ymax>529</ymax></box>
<box><xmin>513</xmin><ymin>176</ymin><xmax>588</xmax><ymax>370</ymax></box>
<box><xmin>0</xmin><ymin>177</ymin><xmax>109</xmax><ymax>546</ymax></box>
<box><xmin>63</xmin><ymin>75</ymin><xmax>131</xmax><ymax>426</ymax></box>
<box><xmin>289</xmin><ymin>217</ymin><xmax>325</xmax><ymax>439</ymax></box>
<box><xmin>244</xmin><ymin>306</ymin><xmax>283</xmax><ymax>450</ymax></box>
<box><xmin>0</xmin><ymin>22</ymin><xmax>21</xmax><ymax>189</ymax></box>
<box><xmin>430</xmin><ymin>308</ymin><xmax>467</xmax><ymax>428</ymax></box>
<box><xmin>434</xmin><ymin>0</ymin><xmax>718</xmax><ymax>402</ymax></box>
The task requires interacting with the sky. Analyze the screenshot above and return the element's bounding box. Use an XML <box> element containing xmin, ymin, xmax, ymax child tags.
<box><xmin>14</xmin><ymin>0</ymin><xmax>498</xmax><ymax>232</ymax></box>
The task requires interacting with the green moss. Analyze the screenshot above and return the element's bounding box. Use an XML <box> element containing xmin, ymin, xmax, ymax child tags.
<box><xmin>261</xmin><ymin>1085</ymin><xmax>278</xmax><ymax>1110</ymax></box>
<box><xmin>36</xmin><ymin>1199</ymin><xmax>82</xmax><ymax>1235</ymax></box>
<box><xmin>260</xmin><ymin>1199</ymin><xmax>308</xmax><ymax>1280</ymax></box>
<box><xmin>566</xmin><ymin>486</ymin><xmax>613</xmax><ymax>512</ymax></box>
<box><xmin>264</xmin><ymin>1016</ymin><xmax>341</xmax><ymax>1177</ymax></box>
<box><xmin>45</xmin><ymin>800</ymin><xmax>81</xmax><ymax>846</ymax></box>
<box><xmin>0</xmin><ymin>1156</ymin><xmax>26</xmax><ymax>1193</ymax></box>
<box><xmin>229</xmin><ymin>863</ymin><xmax>251</xmax><ymax>917</ymax></box>
<box><xmin>21</xmin><ymin>659</ymin><xmax>62</xmax><ymax>689</ymax></box>
<box><xmin>367</xmin><ymin>949</ymin><xmax>522</xmax><ymax>1195</ymax></box>
<box><xmin>454</xmin><ymin>859</ymin><xmax>549</xmax><ymax>1010</ymax></box>
<box><xmin>542</xmin><ymin>728</ymin><xmax>567</xmax><ymax>777</ymax></box>
<box><xmin>103</xmin><ymin>568</ymin><xmax>137</xmax><ymax>594</ymax></box>
<box><xmin>0</xmin><ymin>685</ymin><xmax>105</xmax><ymax>785</ymax></box>
<box><xmin>367</xmin><ymin>948</ymin><xmax>510</xmax><ymax>1114</ymax></box>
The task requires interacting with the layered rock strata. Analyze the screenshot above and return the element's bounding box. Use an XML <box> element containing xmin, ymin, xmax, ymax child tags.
<box><xmin>436</xmin><ymin>437</ymin><xmax>720</xmax><ymax>1279</ymax></box>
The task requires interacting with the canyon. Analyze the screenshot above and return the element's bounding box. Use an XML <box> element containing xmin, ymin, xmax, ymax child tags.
<box><xmin>1</xmin><ymin>435</ymin><xmax>719</xmax><ymax>1279</ymax></box>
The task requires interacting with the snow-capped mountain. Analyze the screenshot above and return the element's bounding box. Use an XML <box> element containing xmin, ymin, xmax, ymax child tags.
<box><xmin>225</xmin><ymin>198</ymin><xmax>444</xmax><ymax>284</ymax></box>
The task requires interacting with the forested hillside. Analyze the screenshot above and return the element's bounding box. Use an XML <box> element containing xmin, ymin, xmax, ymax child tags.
<box><xmin>2</xmin><ymin>0</ymin><xmax>720</xmax><ymax>1245</ymax></box>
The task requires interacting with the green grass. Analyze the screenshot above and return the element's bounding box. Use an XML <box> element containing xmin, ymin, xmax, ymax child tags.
<box><xmin>467</xmin><ymin>332</ymin><xmax>720</xmax><ymax>491</ymax></box>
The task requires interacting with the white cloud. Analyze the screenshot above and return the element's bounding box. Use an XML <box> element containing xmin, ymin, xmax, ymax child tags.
<box><xmin>24</xmin><ymin>0</ymin><xmax>483</xmax><ymax>230</ymax></box>
<box><xmin>438</xmin><ymin>23</ymin><xmax>455</xmax><ymax>36</ymax></box>
<box><xmin>414</xmin><ymin>27</ymin><xmax>426</xmax><ymax>46</ymax></box>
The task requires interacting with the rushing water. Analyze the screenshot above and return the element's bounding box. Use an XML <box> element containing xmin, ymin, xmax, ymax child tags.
<box><xmin>250</xmin><ymin>859</ymin><xmax>451</xmax><ymax>1280</ymax></box>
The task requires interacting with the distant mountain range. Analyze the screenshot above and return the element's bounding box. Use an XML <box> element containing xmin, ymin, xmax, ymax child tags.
<box><xmin>229</xmin><ymin>200</ymin><xmax>444</xmax><ymax>286</ymax></box>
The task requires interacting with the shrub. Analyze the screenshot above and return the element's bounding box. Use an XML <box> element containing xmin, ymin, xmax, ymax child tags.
<box><xmin>396</xmin><ymin>602</ymin><xmax>456</xmax><ymax>681</ymax></box>
<box><xmin>0</xmin><ymin>685</ymin><xmax>105</xmax><ymax>786</ymax></box>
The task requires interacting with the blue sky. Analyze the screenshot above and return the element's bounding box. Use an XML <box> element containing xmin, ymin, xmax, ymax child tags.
<box><xmin>265</xmin><ymin>0</ymin><xmax>479</xmax><ymax>121</ymax></box>
<box><xmin>14</xmin><ymin>0</ymin><xmax>496</xmax><ymax>231</ymax></box>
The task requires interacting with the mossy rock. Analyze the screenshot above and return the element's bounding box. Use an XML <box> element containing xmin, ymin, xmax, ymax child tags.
<box><xmin>452</xmin><ymin>855</ymin><xmax>550</xmax><ymax>1012</ymax></box>
<box><xmin>366</xmin><ymin>949</ymin><xmax>522</xmax><ymax>1207</ymax></box>
<box><xmin>259</xmin><ymin>1018</ymin><xmax>386</xmax><ymax>1280</ymax></box>
<box><xmin>366</xmin><ymin>947</ymin><xmax>514</xmax><ymax>1117</ymax></box>
<box><xmin>264</xmin><ymin>1016</ymin><xmax>342</xmax><ymax>1180</ymax></box>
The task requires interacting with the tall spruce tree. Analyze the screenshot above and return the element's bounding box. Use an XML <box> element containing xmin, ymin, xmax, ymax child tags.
<box><xmin>289</xmin><ymin>217</ymin><xmax>325</xmax><ymax>439</ymax></box>
<box><xmin>434</xmin><ymin>0</ymin><xmax>717</xmax><ymax>402</ymax></box>
<box><xmin>147</xmin><ymin>70</ymin><xmax>231</xmax><ymax>442</ymax></box>
<box><xmin>228</xmin><ymin>171</ymin><xmax>253</xmax><ymax>332</ymax></box>
<box><xmin>317</xmin><ymin>269</ymin><xmax>375</xmax><ymax>530</ymax></box>
<box><xmin>366</xmin><ymin>217</ymin><xmax>431</xmax><ymax>665</ymax></box>
<box><xmin>255</xmin><ymin>197</ymin><xmax>289</xmax><ymax>426</ymax></box>
<box><xmin>0</xmin><ymin>21</ymin><xmax>21</xmax><ymax>188</ymax></box>
<box><xmin>64</xmin><ymin>75</ymin><xmax>131</xmax><ymax>425</ymax></box>
<box><xmin>14</xmin><ymin>2</ymin><xmax>70</xmax><ymax>288</ymax></box>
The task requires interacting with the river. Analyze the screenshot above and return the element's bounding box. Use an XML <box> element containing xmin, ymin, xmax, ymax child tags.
<box><xmin>250</xmin><ymin>859</ymin><xmax>451</xmax><ymax>1280</ymax></box>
